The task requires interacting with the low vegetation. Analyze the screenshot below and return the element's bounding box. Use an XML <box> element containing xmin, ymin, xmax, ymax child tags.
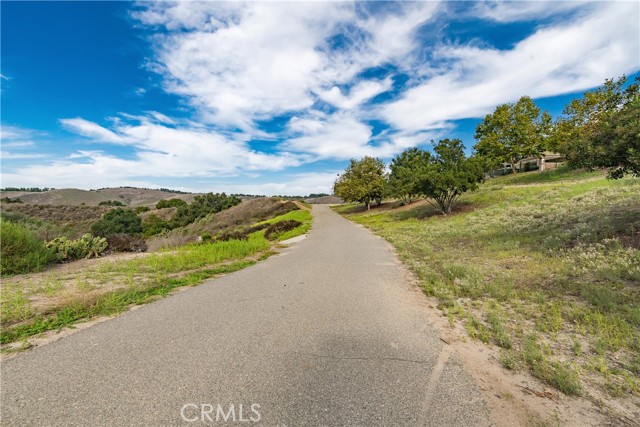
<box><xmin>0</xmin><ymin>206</ymin><xmax>312</xmax><ymax>346</ymax></box>
<box><xmin>334</xmin><ymin>168</ymin><xmax>639</xmax><ymax>400</ymax></box>
<box><xmin>0</xmin><ymin>220</ymin><xmax>57</xmax><ymax>275</ymax></box>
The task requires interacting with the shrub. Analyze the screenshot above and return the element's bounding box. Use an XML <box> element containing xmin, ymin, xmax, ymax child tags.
<box><xmin>142</xmin><ymin>214</ymin><xmax>171</xmax><ymax>237</ymax></box>
<box><xmin>0</xmin><ymin>220</ymin><xmax>57</xmax><ymax>275</ymax></box>
<box><xmin>135</xmin><ymin>206</ymin><xmax>150</xmax><ymax>214</ymax></box>
<box><xmin>98</xmin><ymin>200</ymin><xmax>125</xmax><ymax>207</ymax></box>
<box><xmin>105</xmin><ymin>233</ymin><xmax>147</xmax><ymax>253</ymax></box>
<box><xmin>156</xmin><ymin>198</ymin><xmax>187</xmax><ymax>209</ymax></box>
<box><xmin>216</xmin><ymin>229</ymin><xmax>249</xmax><ymax>242</ymax></box>
<box><xmin>170</xmin><ymin>193</ymin><xmax>242</xmax><ymax>228</ymax></box>
<box><xmin>91</xmin><ymin>208</ymin><xmax>143</xmax><ymax>237</ymax></box>
<box><xmin>45</xmin><ymin>234</ymin><xmax>107</xmax><ymax>261</ymax></box>
<box><xmin>264</xmin><ymin>220</ymin><xmax>302</xmax><ymax>240</ymax></box>
<box><xmin>1</xmin><ymin>197</ymin><xmax>23</xmax><ymax>203</ymax></box>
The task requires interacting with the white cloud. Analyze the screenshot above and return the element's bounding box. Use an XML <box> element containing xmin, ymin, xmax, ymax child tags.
<box><xmin>283</xmin><ymin>112</ymin><xmax>399</xmax><ymax>160</ymax></box>
<box><xmin>0</xmin><ymin>125</ymin><xmax>42</xmax><ymax>160</ymax></box>
<box><xmin>216</xmin><ymin>172</ymin><xmax>341</xmax><ymax>197</ymax></box>
<box><xmin>317</xmin><ymin>77</ymin><xmax>393</xmax><ymax>110</ymax></box>
<box><xmin>383</xmin><ymin>1</ymin><xmax>640</xmax><ymax>132</ymax></box>
<box><xmin>60</xmin><ymin>118</ymin><xmax>129</xmax><ymax>144</ymax></box>
<box><xmin>0</xmin><ymin>151</ymin><xmax>46</xmax><ymax>159</ymax></box>
<box><xmin>472</xmin><ymin>1</ymin><xmax>591</xmax><ymax>23</ymax></box>
<box><xmin>135</xmin><ymin>1</ymin><xmax>439</xmax><ymax>131</ymax></box>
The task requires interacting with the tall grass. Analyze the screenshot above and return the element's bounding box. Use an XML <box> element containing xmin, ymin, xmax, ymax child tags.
<box><xmin>0</xmin><ymin>220</ymin><xmax>56</xmax><ymax>275</ymax></box>
<box><xmin>99</xmin><ymin>232</ymin><xmax>270</xmax><ymax>275</ymax></box>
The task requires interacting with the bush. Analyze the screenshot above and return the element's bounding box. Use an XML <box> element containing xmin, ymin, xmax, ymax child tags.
<box><xmin>216</xmin><ymin>229</ymin><xmax>249</xmax><ymax>242</ymax></box>
<box><xmin>156</xmin><ymin>198</ymin><xmax>187</xmax><ymax>209</ymax></box>
<box><xmin>98</xmin><ymin>200</ymin><xmax>125</xmax><ymax>207</ymax></box>
<box><xmin>91</xmin><ymin>209</ymin><xmax>143</xmax><ymax>237</ymax></box>
<box><xmin>45</xmin><ymin>234</ymin><xmax>108</xmax><ymax>261</ymax></box>
<box><xmin>170</xmin><ymin>193</ymin><xmax>241</xmax><ymax>228</ymax></box>
<box><xmin>135</xmin><ymin>206</ymin><xmax>150</xmax><ymax>214</ymax></box>
<box><xmin>215</xmin><ymin>223</ymin><xmax>269</xmax><ymax>242</ymax></box>
<box><xmin>0</xmin><ymin>220</ymin><xmax>56</xmax><ymax>275</ymax></box>
<box><xmin>1</xmin><ymin>197</ymin><xmax>23</xmax><ymax>203</ymax></box>
<box><xmin>105</xmin><ymin>233</ymin><xmax>147</xmax><ymax>253</ymax></box>
<box><xmin>142</xmin><ymin>214</ymin><xmax>171</xmax><ymax>237</ymax></box>
<box><xmin>264</xmin><ymin>220</ymin><xmax>302</xmax><ymax>240</ymax></box>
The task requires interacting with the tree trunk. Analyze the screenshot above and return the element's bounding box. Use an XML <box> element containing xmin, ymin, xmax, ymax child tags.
<box><xmin>510</xmin><ymin>162</ymin><xmax>516</xmax><ymax>174</ymax></box>
<box><xmin>366</xmin><ymin>201</ymin><xmax>371</xmax><ymax>211</ymax></box>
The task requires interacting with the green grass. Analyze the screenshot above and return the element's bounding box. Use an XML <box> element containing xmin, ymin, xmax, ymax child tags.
<box><xmin>259</xmin><ymin>209</ymin><xmax>312</xmax><ymax>241</ymax></box>
<box><xmin>0</xmin><ymin>261</ymin><xmax>253</xmax><ymax>345</ymax></box>
<box><xmin>1</xmin><ymin>209</ymin><xmax>314</xmax><ymax>346</ymax></box>
<box><xmin>334</xmin><ymin>168</ymin><xmax>640</xmax><ymax>397</ymax></box>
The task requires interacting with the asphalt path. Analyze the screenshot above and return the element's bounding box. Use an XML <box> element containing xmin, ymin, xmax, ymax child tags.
<box><xmin>1</xmin><ymin>205</ymin><xmax>491</xmax><ymax>426</ymax></box>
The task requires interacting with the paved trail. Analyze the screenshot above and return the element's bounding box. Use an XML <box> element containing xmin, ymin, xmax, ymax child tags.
<box><xmin>2</xmin><ymin>205</ymin><xmax>490</xmax><ymax>426</ymax></box>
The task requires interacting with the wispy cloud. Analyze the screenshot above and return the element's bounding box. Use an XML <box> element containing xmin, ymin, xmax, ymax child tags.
<box><xmin>3</xmin><ymin>1</ymin><xmax>639</xmax><ymax>194</ymax></box>
<box><xmin>382</xmin><ymin>2</ymin><xmax>639</xmax><ymax>132</ymax></box>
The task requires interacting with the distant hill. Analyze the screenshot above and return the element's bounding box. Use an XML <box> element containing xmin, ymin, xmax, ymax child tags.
<box><xmin>0</xmin><ymin>188</ymin><xmax>200</xmax><ymax>207</ymax></box>
<box><xmin>306</xmin><ymin>195</ymin><xmax>343</xmax><ymax>204</ymax></box>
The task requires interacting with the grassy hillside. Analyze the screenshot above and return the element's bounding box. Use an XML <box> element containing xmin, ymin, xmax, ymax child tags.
<box><xmin>1</xmin><ymin>207</ymin><xmax>312</xmax><ymax>346</ymax></box>
<box><xmin>147</xmin><ymin>198</ymin><xmax>300</xmax><ymax>250</ymax></box>
<box><xmin>1</xmin><ymin>204</ymin><xmax>111</xmax><ymax>238</ymax></box>
<box><xmin>335</xmin><ymin>168</ymin><xmax>639</xmax><ymax>401</ymax></box>
<box><xmin>4</xmin><ymin>187</ymin><xmax>198</xmax><ymax>207</ymax></box>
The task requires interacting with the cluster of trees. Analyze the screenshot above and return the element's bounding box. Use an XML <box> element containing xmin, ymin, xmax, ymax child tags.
<box><xmin>143</xmin><ymin>193</ymin><xmax>242</xmax><ymax>236</ymax></box>
<box><xmin>475</xmin><ymin>75</ymin><xmax>639</xmax><ymax>179</ymax></box>
<box><xmin>335</xmin><ymin>75</ymin><xmax>638</xmax><ymax>213</ymax></box>
<box><xmin>334</xmin><ymin>139</ymin><xmax>485</xmax><ymax>214</ymax></box>
<box><xmin>156</xmin><ymin>198</ymin><xmax>187</xmax><ymax>209</ymax></box>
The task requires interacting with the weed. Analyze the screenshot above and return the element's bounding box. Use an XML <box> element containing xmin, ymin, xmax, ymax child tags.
<box><xmin>500</xmin><ymin>350</ymin><xmax>521</xmax><ymax>370</ymax></box>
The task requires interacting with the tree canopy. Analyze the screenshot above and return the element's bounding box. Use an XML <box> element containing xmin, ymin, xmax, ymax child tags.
<box><xmin>333</xmin><ymin>156</ymin><xmax>386</xmax><ymax>210</ymax></box>
<box><xmin>415</xmin><ymin>139</ymin><xmax>485</xmax><ymax>215</ymax></box>
<box><xmin>552</xmin><ymin>75</ymin><xmax>639</xmax><ymax>179</ymax></box>
<box><xmin>388</xmin><ymin>147</ymin><xmax>431</xmax><ymax>205</ymax></box>
<box><xmin>474</xmin><ymin>96</ymin><xmax>551</xmax><ymax>172</ymax></box>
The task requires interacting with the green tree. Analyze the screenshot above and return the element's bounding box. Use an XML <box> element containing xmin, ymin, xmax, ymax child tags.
<box><xmin>388</xmin><ymin>147</ymin><xmax>431</xmax><ymax>205</ymax></box>
<box><xmin>142</xmin><ymin>214</ymin><xmax>171</xmax><ymax>237</ymax></box>
<box><xmin>91</xmin><ymin>209</ymin><xmax>143</xmax><ymax>237</ymax></box>
<box><xmin>475</xmin><ymin>96</ymin><xmax>552</xmax><ymax>173</ymax></box>
<box><xmin>552</xmin><ymin>75</ymin><xmax>639</xmax><ymax>179</ymax></box>
<box><xmin>334</xmin><ymin>156</ymin><xmax>386</xmax><ymax>210</ymax></box>
<box><xmin>170</xmin><ymin>193</ymin><xmax>242</xmax><ymax>227</ymax></box>
<box><xmin>416</xmin><ymin>139</ymin><xmax>485</xmax><ymax>215</ymax></box>
<box><xmin>156</xmin><ymin>198</ymin><xmax>187</xmax><ymax>209</ymax></box>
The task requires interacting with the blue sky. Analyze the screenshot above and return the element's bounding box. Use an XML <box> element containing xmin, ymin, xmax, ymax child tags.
<box><xmin>1</xmin><ymin>1</ymin><xmax>639</xmax><ymax>195</ymax></box>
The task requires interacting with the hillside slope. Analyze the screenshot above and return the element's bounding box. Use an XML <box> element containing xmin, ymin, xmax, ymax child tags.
<box><xmin>334</xmin><ymin>167</ymin><xmax>640</xmax><ymax>420</ymax></box>
<box><xmin>2</xmin><ymin>188</ymin><xmax>198</xmax><ymax>207</ymax></box>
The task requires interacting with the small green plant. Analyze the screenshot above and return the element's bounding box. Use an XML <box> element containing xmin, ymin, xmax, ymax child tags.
<box><xmin>548</xmin><ymin>362</ymin><xmax>582</xmax><ymax>396</ymax></box>
<box><xmin>45</xmin><ymin>234</ymin><xmax>107</xmax><ymax>261</ymax></box>
<box><xmin>500</xmin><ymin>350</ymin><xmax>521</xmax><ymax>370</ymax></box>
